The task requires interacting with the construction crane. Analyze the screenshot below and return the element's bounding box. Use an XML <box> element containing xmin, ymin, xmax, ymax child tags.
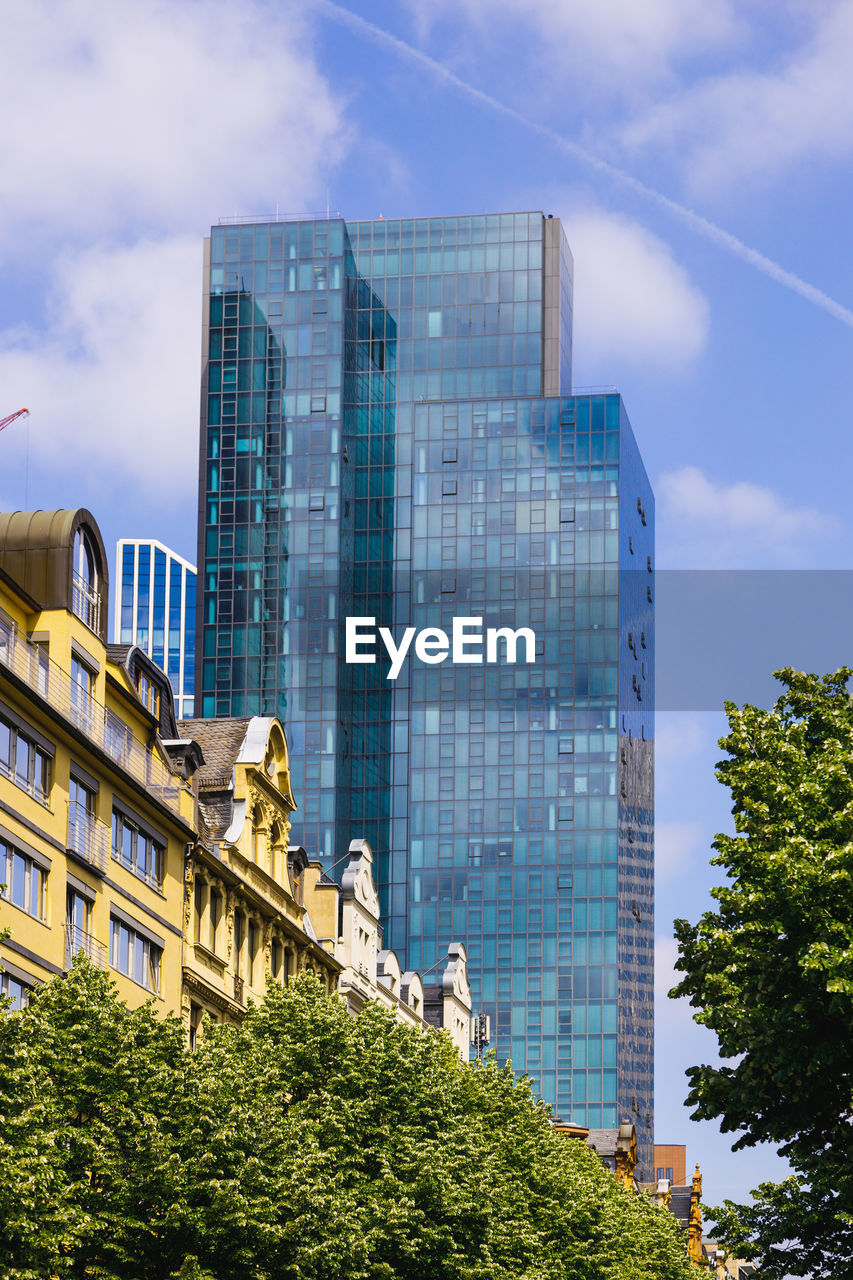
<box><xmin>0</xmin><ymin>408</ymin><xmax>29</xmax><ymax>436</ymax></box>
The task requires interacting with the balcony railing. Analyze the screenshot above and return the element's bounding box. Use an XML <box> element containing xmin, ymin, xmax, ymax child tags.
<box><xmin>65</xmin><ymin>923</ymin><xmax>107</xmax><ymax>969</ymax></box>
<box><xmin>69</xmin><ymin>685</ymin><xmax>97</xmax><ymax>735</ymax></box>
<box><xmin>216</xmin><ymin>210</ymin><xmax>343</xmax><ymax>225</ymax></box>
<box><xmin>71</xmin><ymin>571</ymin><xmax>102</xmax><ymax>635</ymax></box>
<box><xmin>67</xmin><ymin>801</ymin><xmax>109</xmax><ymax>875</ymax></box>
<box><xmin>0</xmin><ymin>620</ymin><xmax>187</xmax><ymax>816</ymax></box>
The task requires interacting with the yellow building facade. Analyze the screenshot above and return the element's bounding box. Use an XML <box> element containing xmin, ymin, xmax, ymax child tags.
<box><xmin>1</xmin><ymin>508</ymin><xmax>472</xmax><ymax>1062</ymax></box>
<box><xmin>0</xmin><ymin>510</ymin><xmax>197</xmax><ymax>1014</ymax></box>
<box><xmin>177</xmin><ymin>714</ymin><xmax>341</xmax><ymax>1039</ymax></box>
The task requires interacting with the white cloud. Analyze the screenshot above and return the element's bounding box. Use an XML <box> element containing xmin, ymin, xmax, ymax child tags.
<box><xmin>0</xmin><ymin>238</ymin><xmax>202</xmax><ymax>497</ymax></box>
<box><xmin>658</xmin><ymin>466</ymin><xmax>836</xmax><ymax>567</ymax></box>
<box><xmin>407</xmin><ymin>0</ymin><xmax>739</xmax><ymax>94</ymax></box>
<box><xmin>0</xmin><ymin>0</ymin><xmax>346</xmax><ymax>253</ymax></box>
<box><xmin>565</xmin><ymin>210</ymin><xmax>709</xmax><ymax>377</ymax></box>
<box><xmin>625</xmin><ymin>1</ymin><xmax>853</xmax><ymax>195</ymax></box>
<box><xmin>0</xmin><ymin>0</ymin><xmax>355</xmax><ymax>501</ymax></box>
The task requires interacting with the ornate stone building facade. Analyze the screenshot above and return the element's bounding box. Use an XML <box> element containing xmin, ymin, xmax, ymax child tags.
<box><xmin>310</xmin><ymin>836</ymin><xmax>472</xmax><ymax>1061</ymax></box>
<box><xmin>177</xmin><ymin>715</ymin><xmax>342</xmax><ymax>1042</ymax></box>
<box><xmin>178</xmin><ymin>714</ymin><xmax>472</xmax><ymax>1058</ymax></box>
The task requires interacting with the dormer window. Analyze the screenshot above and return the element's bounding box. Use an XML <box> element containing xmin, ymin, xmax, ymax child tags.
<box><xmin>137</xmin><ymin>671</ymin><xmax>159</xmax><ymax>717</ymax></box>
<box><xmin>71</xmin><ymin>529</ymin><xmax>101</xmax><ymax>633</ymax></box>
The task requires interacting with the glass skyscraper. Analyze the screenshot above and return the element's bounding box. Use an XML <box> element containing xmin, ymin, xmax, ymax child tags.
<box><xmin>196</xmin><ymin>212</ymin><xmax>654</xmax><ymax>1171</ymax></box>
<box><xmin>115</xmin><ymin>539</ymin><xmax>197</xmax><ymax>718</ymax></box>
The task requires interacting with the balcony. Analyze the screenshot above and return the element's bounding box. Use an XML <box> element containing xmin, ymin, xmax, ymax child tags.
<box><xmin>67</xmin><ymin>801</ymin><xmax>109</xmax><ymax>875</ymax></box>
<box><xmin>65</xmin><ymin>922</ymin><xmax>107</xmax><ymax>969</ymax></box>
<box><xmin>0</xmin><ymin>620</ymin><xmax>187</xmax><ymax>817</ymax></box>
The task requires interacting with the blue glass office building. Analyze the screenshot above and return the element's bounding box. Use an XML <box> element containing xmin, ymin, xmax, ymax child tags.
<box><xmin>115</xmin><ymin>539</ymin><xmax>197</xmax><ymax>718</ymax></box>
<box><xmin>196</xmin><ymin>212</ymin><xmax>654</xmax><ymax>1170</ymax></box>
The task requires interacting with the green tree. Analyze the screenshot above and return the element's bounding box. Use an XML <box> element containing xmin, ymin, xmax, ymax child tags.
<box><xmin>0</xmin><ymin>958</ymin><xmax>692</xmax><ymax>1279</ymax></box>
<box><xmin>672</xmin><ymin>667</ymin><xmax>853</xmax><ymax>1278</ymax></box>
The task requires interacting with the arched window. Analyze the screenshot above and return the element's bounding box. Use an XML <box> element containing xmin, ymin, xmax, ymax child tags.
<box><xmin>71</xmin><ymin>528</ymin><xmax>101</xmax><ymax>631</ymax></box>
<box><xmin>73</xmin><ymin>529</ymin><xmax>95</xmax><ymax>587</ymax></box>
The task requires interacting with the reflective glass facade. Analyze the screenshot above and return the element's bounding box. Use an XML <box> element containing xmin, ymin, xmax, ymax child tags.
<box><xmin>197</xmin><ymin>212</ymin><xmax>654</xmax><ymax>1172</ymax></box>
<box><xmin>115</xmin><ymin>540</ymin><xmax>197</xmax><ymax>718</ymax></box>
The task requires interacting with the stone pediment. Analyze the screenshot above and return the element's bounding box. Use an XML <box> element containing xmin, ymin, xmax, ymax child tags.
<box><xmin>400</xmin><ymin>970</ymin><xmax>425</xmax><ymax>1014</ymax></box>
<box><xmin>441</xmin><ymin>942</ymin><xmax>471</xmax><ymax>1004</ymax></box>
<box><xmin>377</xmin><ymin>949</ymin><xmax>402</xmax><ymax>996</ymax></box>
<box><xmin>341</xmin><ymin>839</ymin><xmax>380</xmax><ymax>921</ymax></box>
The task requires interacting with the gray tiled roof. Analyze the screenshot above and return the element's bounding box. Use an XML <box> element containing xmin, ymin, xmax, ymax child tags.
<box><xmin>105</xmin><ymin>643</ymin><xmax>133</xmax><ymax>664</ymax></box>
<box><xmin>196</xmin><ymin>795</ymin><xmax>234</xmax><ymax>843</ymax></box>
<box><xmin>586</xmin><ymin>1129</ymin><xmax>619</xmax><ymax>1158</ymax></box>
<box><xmin>178</xmin><ymin>718</ymin><xmax>251</xmax><ymax>791</ymax></box>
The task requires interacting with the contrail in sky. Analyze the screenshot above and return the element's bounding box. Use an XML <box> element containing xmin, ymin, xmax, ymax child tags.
<box><xmin>313</xmin><ymin>0</ymin><xmax>853</xmax><ymax>330</ymax></box>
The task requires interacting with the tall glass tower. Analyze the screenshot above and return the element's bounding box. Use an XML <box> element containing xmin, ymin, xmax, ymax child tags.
<box><xmin>196</xmin><ymin>212</ymin><xmax>654</xmax><ymax>1171</ymax></box>
<box><xmin>115</xmin><ymin>539</ymin><xmax>197</xmax><ymax>718</ymax></box>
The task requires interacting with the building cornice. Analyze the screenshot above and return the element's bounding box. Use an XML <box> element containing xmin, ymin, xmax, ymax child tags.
<box><xmin>182</xmin><ymin>967</ymin><xmax>244</xmax><ymax>1018</ymax></box>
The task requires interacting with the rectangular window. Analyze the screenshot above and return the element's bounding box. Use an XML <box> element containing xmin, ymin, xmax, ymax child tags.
<box><xmin>0</xmin><ymin>714</ymin><xmax>52</xmax><ymax>803</ymax></box>
<box><xmin>70</xmin><ymin>655</ymin><xmax>97</xmax><ymax>731</ymax></box>
<box><xmin>109</xmin><ymin>915</ymin><xmax>161</xmax><ymax>993</ymax></box>
<box><xmin>189</xmin><ymin>1002</ymin><xmax>205</xmax><ymax>1050</ymax></box>
<box><xmin>1</xmin><ymin>839</ymin><xmax>46</xmax><ymax>920</ymax></box>
<box><xmin>64</xmin><ymin>886</ymin><xmax>105</xmax><ymax>968</ymax></box>
<box><xmin>67</xmin><ymin>776</ymin><xmax>98</xmax><ymax>867</ymax></box>
<box><xmin>104</xmin><ymin>710</ymin><xmax>134</xmax><ymax>768</ymax></box>
<box><xmin>248</xmin><ymin>919</ymin><xmax>258</xmax><ymax>984</ymax></box>
<box><xmin>0</xmin><ymin>613</ymin><xmax>14</xmax><ymax>662</ymax></box>
<box><xmin>234</xmin><ymin>911</ymin><xmax>244</xmax><ymax>978</ymax></box>
<box><xmin>210</xmin><ymin>888</ymin><xmax>221</xmax><ymax>952</ymax></box>
<box><xmin>30</xmin><ymin>641</ymin><xmax>49</xmax><ymax>698</ymax></box>
<box><xmin>66</xmin><ymin>887</ymin><xmax>90</xmax><ymax>935</ymax></box>
<box><xmin>112</xmin><ymin>809</ymin><xmax>164</xmax><ymax>890</ymax></box>
<box><xmin>137</xmin><ymin>672</ymin><xmax>159</xmax><ymax>717</ymax></box>
<box><xmin>0</xmin><ymin>971</ymin><xmax>33</xmax><ymax>1010</ymax></box>
<box><xmin>193</xmin><ymin>877</ymin><xmax>204</xmax><ymax>942</ymax></box>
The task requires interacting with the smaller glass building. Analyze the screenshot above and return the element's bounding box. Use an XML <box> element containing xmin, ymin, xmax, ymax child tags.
<box><xmin>114</xmin><ymin>540</ymin><xmax>197</xmax><ymax>718</ymax></box>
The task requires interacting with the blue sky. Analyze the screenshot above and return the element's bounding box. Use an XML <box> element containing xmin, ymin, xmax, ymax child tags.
<box><xmin>3</xmin><ymin>0</ymin><xmax>852</xmax><ymax>1206</ymax></box>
